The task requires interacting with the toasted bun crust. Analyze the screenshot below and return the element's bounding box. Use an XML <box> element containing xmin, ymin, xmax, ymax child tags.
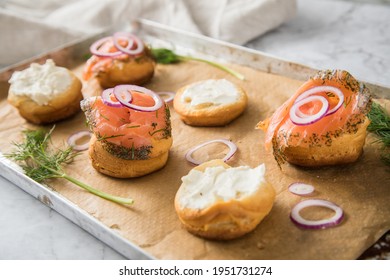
<box><xmin>8</xmin><ymin>71</ymin><xmax>82</xmax><ymax>124</ymax></box>
<box><xmin>281</xmin><ymin>117</ymin><xmax>370</xmax><ymax>167</ymax></box>
<box><xmin>96</xmin><ymin>56</ymin><xmax>155</xmax><ymax>89</ymax></box>
<box><xmin>173</xmin><ymin>81</ymin><xmax>248</xmax><ymax>126</ymax></box>
<box><xmin>175</xmin><ymin>159</ymin><xmax>275</xmax><ymax>240</ymax></box>
<box><xmin>89</xmin><ymin>135</ymin><xmax>169</xmax><ymax>178</ymax></box>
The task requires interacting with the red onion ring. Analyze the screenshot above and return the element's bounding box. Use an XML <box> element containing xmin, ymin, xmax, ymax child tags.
<box><xmin>157</xmin><ymin>91</ymin><xmax>175</xmax><ymax>103</ymax></box>
<box><xmin>113</xmin><ymin>85</ymin><xmax>163</xmax><ymax>112</ymax></box>
<box><xmin>113</xmin><ymin>32</ymin><xmax>144</xmax><ymax>56</ymax></box>
<box><xmin>185</xmin><ymin>139</ymin><xmax>237</xmax><ymax>165</ymax></box>
<box><xmin>89</xmin><ymin>36</ymin><xmax>123</xmax><ymax>57</ymax></box>
<box><xmin>288</xmin><ymin>182</ymin><xmax>315</xmax><ymax>196</ymax></box>
<box><xmin>101</xmin><ymin>88</ymin><xmax>128</xmax><ymax>107</ymax></box>
<box><xmin>289</xmin><ymin>95</ymin><xmax>329</xmax><ymax>125</ymax></box>
<box><xmin>67</xmin><ymin>131</ymin><xmax>93</xmax><ymax>151</ymax></box>
<box><xmin>290</xmin><ymin>199</ymin><xmax>344</xmax><ymax>229</ymax></box>
<box><xmin>295</xmin><ymin>85</ymin><xmax>344</xmax><ymax>116</ymax></box>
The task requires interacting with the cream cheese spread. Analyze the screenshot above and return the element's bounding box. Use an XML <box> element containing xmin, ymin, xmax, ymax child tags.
<box><xmin>8</xmin><ymin>59</ymin><xmax>72</xmax><ymax>105</ymax></box>
<box><xmin>179</xmin><ymin>164</ymin><xmax>266</xmax><ymax>209</ymax></box>
<box><xmin>181</xmin><ymin>79</ymin><xmax>239</xmax><ymax>107</ymax></box>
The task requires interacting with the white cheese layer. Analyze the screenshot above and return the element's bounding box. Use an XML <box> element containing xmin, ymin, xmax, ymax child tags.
<box><xmin>179</xmin><ymin>164</ymin><xmax>266</xmax><ymax>209</ymax></box>
<box><xmin>181</xmin><ymin>79</ymin><xmax>239</xmax><ymax>107</ymax></box>
<box><xmin>8</xmin><ymin>59</ymin><xmax>72</xmax><ymax>105</ymax></box>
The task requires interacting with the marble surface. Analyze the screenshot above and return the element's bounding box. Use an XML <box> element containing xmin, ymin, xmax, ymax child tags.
<box><xmin>1</xmin><ymin>0</ymin><xmax>389</xmax><ymax>260</ymax></box>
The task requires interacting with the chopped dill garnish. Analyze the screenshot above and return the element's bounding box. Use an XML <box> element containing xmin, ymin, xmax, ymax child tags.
<box><xmin>97</xmin><ymin>133</ymin><xmax>125</xmax><ymax>141</ymax></box>
<box><xmin>368</xmin><ymin>102</ymin><xmax>390</xmax><ymax>165</ymax></box>
<box><xmin>126</xmin><ymin>125</ymin><xmax>141</xmax><ymax>129</ymax></box>
<box><xmin>151</xmin><ymin>48</ymin><xmax>245</xmax><ymax>81</ymax></box>
<box><xmin>6</xmin><ymin>127</ymin><xmax>133</xmax><ymax>205</ymax></box>
<box><xmin>148</xmin><ymin>128</ymin><xmax>166</xmax><ymax>136</ymax></box>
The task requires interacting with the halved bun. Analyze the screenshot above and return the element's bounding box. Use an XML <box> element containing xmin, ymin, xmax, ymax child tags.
<box><xmin>281</xmin><ymin>117</ymin><xmax>370</xmax><ymax>166</ymax></box>
<box><xmin>175</xmin><ymin>159</ymin><xmax>275</xmax><ymax>240</ymax></box>
<box><xmin>173</xmin><ymin>79</ymin><xmax>248</xmax><ymax>126</ymax></box>
<box><xmin>96</xmin><ymin>55</ymin><xmax>155</xmax><ymax>89</ymax></box>
<box><xmin>89</xmin><ymin>135</ymin><xmax>169</xmax><ymax>178</ymax></box>
<box><xmin>8</xmin><ymin>71</ymin><xmax>82</xmax><ymax>124</ymax></box>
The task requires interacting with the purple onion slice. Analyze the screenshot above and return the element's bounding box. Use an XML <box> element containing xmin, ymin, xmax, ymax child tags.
<box><xmin>185</xmin><ymin>139</ymin><xmax>237</xmax><ymax>165</ymax></box>
<box><xmin>113</xmin><ymin>85</ymin><xmax>163</xmax><ymax>112</ymax></box>
<box><xmin>290</xmin><ymin>199</ymin><xmax>344</xmax><ymax>230</ymax></box>
<box><xmin>67</xmin><ymin>130</ymin><xmax>93</xmax><ymax>151</ymax></box>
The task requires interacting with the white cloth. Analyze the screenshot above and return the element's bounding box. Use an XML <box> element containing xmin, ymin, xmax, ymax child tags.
<box><xmin>0</xmin><ymin>0</ymin><xmax>296</xmax><ymax>67</ymax></box>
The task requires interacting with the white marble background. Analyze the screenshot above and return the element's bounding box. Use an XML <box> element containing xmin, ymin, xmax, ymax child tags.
<box><xmin>0</xmin><ymin>0</ymin><xmax>389</xmax><ymax>259</ymax></box>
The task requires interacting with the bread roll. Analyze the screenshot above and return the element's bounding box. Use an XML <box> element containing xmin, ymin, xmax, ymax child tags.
<box><xmin>8</xmin><ymin>59</ymin><xmax>82</xmax><ymax>124</ymax></box>
<box><xmin>257</xmin><ymin>69</ymin><xmax>372</xmax><ymax>167</ymax></box>
<box><xmin>95</xmin><ymin>54</ymin><xmax>155</xmax><ymax>89</ymax></box>
<box><xmin>80</xmin><ymin>90</ymin><xmax>173</xmax><ymax>179</ymax></box>
<box><xmin>175</xmin><ymin>159</ymin><xmax>275</xmax><ymax>240</ymax></box>
<box><xmin>281</xmin><ymin>117</ymin><xmax>370</xmax><ymax>166</ymax></box>
<box><xmin>173</xmin><ymin>79</ymin><xmax>247</xmax><ymax>126</ymax></box>
<box><xmin>83</xmin><ymin>37</ymin><xmax>155</xmax><ymax>89</ymax></box>
<box><xmin>89</xmin><ymin>135</ymin><xmax>170</xmax><ymax>178</ymax></box>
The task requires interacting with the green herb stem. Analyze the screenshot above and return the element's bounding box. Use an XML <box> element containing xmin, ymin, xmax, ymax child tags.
<box><xmin>178</xmin><ymin>55</ymin><xmax>245</xmax><ymax>81</ymax></box>
<box><xmin>7</xmin><ymin>127</ymin><xmax>134</xmax><ymax>206</ymax></box>
<box><xmin>61</xmin><ymin>173</ymin><xmax>134</xmax><ymax>205</ymax></box>
<box><xmin>151</xmin><ymin>48</ymin><xmax>245</xmax><ymax>81</ymax></box>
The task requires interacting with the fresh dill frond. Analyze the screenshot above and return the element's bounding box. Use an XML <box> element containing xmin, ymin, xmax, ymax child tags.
<box><xmin>367</xmin><ymin>101</ymin><xmax>390</xmax><ymax>165</ymax></box>
<box><xmin>151</xmin><ymin>48</ymin><xmax>245</xmax><ymax>81</ymax></box>
<box><xmin>6</xmin><ymin>127</ymin><xmax>134</xmax><ymax>205</ymax></box>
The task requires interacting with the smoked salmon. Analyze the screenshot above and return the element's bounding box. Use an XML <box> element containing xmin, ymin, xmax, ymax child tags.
<box><xmin>257</xmin><ymin>69</ymin><xmax>372</xmax><ymax>166</ymax></box>
<box><xmin>81</xmin><ymin>90</ymin><xmax>172</xmax><ymax>161</ymax></box>
<box><xmin>83</xmin><ymin>33</ymin><xmax>155</xmax><ymax>88</ymax></box>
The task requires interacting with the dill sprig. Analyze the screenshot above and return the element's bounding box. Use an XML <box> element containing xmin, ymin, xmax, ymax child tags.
<box><xmin>367</xmin><ymin>102</ymin><xmax>390</xmax><ymax>165</ymax></box>
<box><xmin>6</xmin><ymin>127</ymin><xmax>134</xmax><ymax>205</ymax></box>
<box><xmin>151</xmin><ymin>48</ymin><xmax>245</xmax><ymax>81</ymax></box>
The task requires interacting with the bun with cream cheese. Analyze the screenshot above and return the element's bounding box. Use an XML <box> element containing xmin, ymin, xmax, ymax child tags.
<box><xmin>8</xmin><ymin>59</ymin><xmax>82</xmax><ymax>124</ymax></box>
<box><xmin>174</xmin><ymin>159</ymin><xmax>275</xmax><ymax>240</ymax></box>
<box><xmin>173</xmin><ymin>79</ymin><xmax>248</xmax><ymax>126</ymax></box>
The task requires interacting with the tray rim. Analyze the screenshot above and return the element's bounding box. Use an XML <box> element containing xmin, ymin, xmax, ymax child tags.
<box><xmin>0</xmin><ymin>19</ymin><xmax>388</xmax><ymax>260</ymax></box>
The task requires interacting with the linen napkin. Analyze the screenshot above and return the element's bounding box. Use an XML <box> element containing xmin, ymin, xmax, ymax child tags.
<box><xmin>0</xmin><ymin>0</ymin><xmax>296</xmax><ymax>67</ymax></box>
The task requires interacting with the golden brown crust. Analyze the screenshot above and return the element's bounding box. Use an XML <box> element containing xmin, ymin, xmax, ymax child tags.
<box><xmin>281</xmin><ymin>117</ymin><xmax>370</xmax><ymax>167</ymax></box>
<box><xmin>96</xmin><ymin>56</ymin><xmax>155</xmax><ymax>89</ymax></box>
<box><xmin>173</xmin><ymin>81</ymin><xmax>248</xmax><ymax>126</ymax></box>
<box><xmin>89</xmin><ymin>135</ymin><xmax>169</xmax><ymax>178</ymax></box>
<box><xmin>174</xmin><ymin>159</ymin><xmax>275</xmax><ymax>240</ymax></box>
<box><xmin>7</xmin><ymin>71</ymin><xmax>82</xmax><ymax>124</ymax></box>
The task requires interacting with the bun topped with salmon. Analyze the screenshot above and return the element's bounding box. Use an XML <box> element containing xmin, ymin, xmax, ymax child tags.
<box><xmin>257</xmin><ymin>69</ymin><xmax>372</xmax><ymax>167</ymax></box>
<box><xmin>83</xmin><ymin>32</ymin><xmax>155</xmax><ymax>89</ymax></box>
<box><xmin>81</xmin><ymin>85</ymin><xmax>172</xmax><ymax>178</ymax></box>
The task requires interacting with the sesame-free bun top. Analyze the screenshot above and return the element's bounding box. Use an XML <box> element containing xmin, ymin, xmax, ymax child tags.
<box><xmin>175</xmin><ymin>159</ymin><xmax>275</xmax><ymax>240</ymax></box>
<box><xmin>173</xmin><ymin>79</ymin><xmax>248</xmax><ymax>126</ymax></box>
<box><xmin>8</xmin><ymin>59</ymin><xmax>82</xmax><ymax>124</ymax></box>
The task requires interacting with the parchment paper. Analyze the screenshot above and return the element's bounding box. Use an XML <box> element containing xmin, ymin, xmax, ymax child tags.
<box><xmin>0</xmin><ymin>60</ymin><xmax>389</xmax><ymax>260</ymax></box>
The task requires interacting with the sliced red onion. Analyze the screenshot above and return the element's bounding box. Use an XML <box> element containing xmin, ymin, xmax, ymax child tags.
<box><xmin>185</xmin><ymin>139</ymin><xmax>237</xmax><ymax>165</ymax></box>
<box><xmin>295</xmin><ymin>85</ymin><xmax>344</xmax><ymax>116</ymax></box>
<box><xmin>290</xmin><ymin>199</ymin><xmax>344</xmax><ymax>229</ymax></box>
<box><xmin>67</xmin><ymin>131</ymin><xmax>93</xmax><ymax>151</ymax></box>
<box><xmin>289</xmin><ymin>95</ymin><xmax>329</xmax><ymax>125</ymax></box>
<box><xmin>113</xmin><ymin>32</ymin><xmax>144</xmax><ymax>56</ymax></box>
<box><xmin>90</xmin><ymin>36</ymin><xmax>123</xmax><ymax>57</ymax></box>
<box><xmin>113</xmin><ymin>85</ymin><xmax>163</xmax><ymax>112</ymax></box>
<box><xmin>157</xmin><ymin>91</ymin><xmax>175</xmax><ymax>103</ymax></box>
<box><xmin>101</xmin><ymin>88</ymin><xmax>128</xmax><ymax>107</ymax></box>
<box><xmin>288</xmin><ymin>182</ymin><xmax>315</xmax><ymax>196</ymax></box>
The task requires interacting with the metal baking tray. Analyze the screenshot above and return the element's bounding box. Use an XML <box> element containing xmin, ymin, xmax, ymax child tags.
<box><xmin>0</xmin><ymin>19</ymin><xmax>389</xmax><ymax>260</ymax></box>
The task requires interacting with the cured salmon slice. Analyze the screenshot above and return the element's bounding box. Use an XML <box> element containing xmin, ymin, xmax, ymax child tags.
<box><xmin>81</xmin><ymin>91</ymin><xmax>172</xmax><ymax>160</ymax></box>
<box><xmin>257</xmin><ymin>69</ymin><xmax>372</xmax><ymax>166</ymax></box>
